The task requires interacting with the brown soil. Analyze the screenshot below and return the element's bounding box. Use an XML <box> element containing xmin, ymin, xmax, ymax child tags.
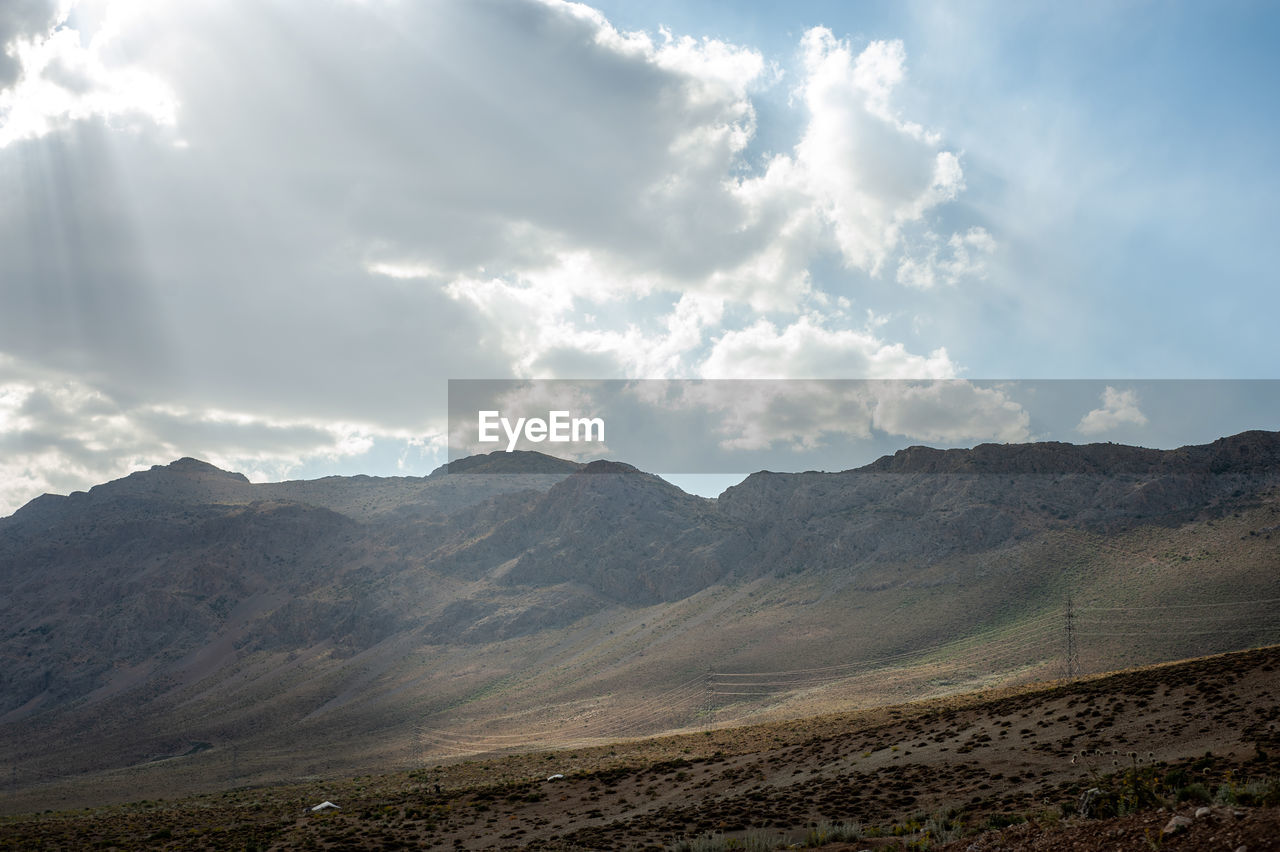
<box><xmin>935</xmin><ymin>804</ymin><xmax>1280</xmax><ymax>851</ymax></box>
<box><xmin>2</xmin><ymin>644</ymin><xmax>1278</xmax><ymax>850</ymax></box>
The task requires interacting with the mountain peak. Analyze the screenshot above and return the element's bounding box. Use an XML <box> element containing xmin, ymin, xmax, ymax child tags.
<box><xmin>578</xmin><ymin>459</ymin><xmax>641</xmax><ymax>474</ymax></box>
<box><xmin>431</xmin><ymin>450</ymin><xmax>584</xmax><ymax>476</ymax></box>
<box><xmin>155</xmin><ymin>457</ymin><xmax>251</xmax><ymax>481</ymax></box>
<box><xmin>85</xmin><ymin>457</ymin><xmax>252</xmax><ymax>503</ymax></box>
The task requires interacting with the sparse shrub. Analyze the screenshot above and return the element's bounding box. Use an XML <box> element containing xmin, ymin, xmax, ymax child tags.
<box><xmin>669</xmin><ymin>829</ymin><xmax>786</xmax><ymax>851</ymax></box>
<box><xmin>669</xmin><ymin>832</ymin><xmax>728</xmax><ymax>852</ymax></box>
<box><xmin>1075</xmin><ymin>751</ymin><xmax>1166</xmax><ymax>816</ymax></box>
<box><xmin>1212</xmin><ymin>775</ymin><xmax>1280</xmax><ymax>807</ymax></box>
<box><xmin>892</xmin><ymin>817</ymin><xmax>922</xmax><ymax>836</ymax></box>
<box><xmin>734</xmin><ymin>830</ymin><xmax>786</xmax><ymax>851</ymax></box>
<box><xmin>1176</xmin><ymin>783</ymin><xmax>1211</xmax><ymax>805</ymax></box>
<box><xmin>1118</xmin><ymin>763</ymin><xmax>1164</xmax><ymax>813</ymax></box>
<box><xmin>804</xmin><ymin>818</ymin><xmax>863</xmax><ymax>846</ymax></box>
<box><xmin>1249</xmin><ymin>777</ymin><xmax>1280</xmax><ymax>807</ymax></box>
<box><xmin>923</xmin><ymin>813</ymin><xmax>963</xmax><ymax>844</ymax></box>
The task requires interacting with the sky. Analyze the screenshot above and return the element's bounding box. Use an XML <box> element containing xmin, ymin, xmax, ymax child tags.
<box><xmin>1</xmin><ymin>0</ymin><xmax>1278</xmax><ymax>513</ymax></box>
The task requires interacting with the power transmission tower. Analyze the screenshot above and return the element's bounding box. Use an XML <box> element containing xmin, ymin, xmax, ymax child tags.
<box><xmin>411</xmin><ymin>721</ymin><xmax>424</xmax><ymax>769</ymax></box>
<box><xmin>1065</xmin><ymin>591</ymin><xmax>1079</xmax><ymax>679</ymax></box>
<box><xmin>704</xmin><ymin>667</ymin><xmax>713</xmax><ymax>730</ymax></box>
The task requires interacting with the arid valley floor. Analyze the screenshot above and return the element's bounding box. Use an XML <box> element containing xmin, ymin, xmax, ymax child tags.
<box><xmin>3</xmin><ymin>644</ymin><xmax>1278</xmax><ymax>851</ymax></box>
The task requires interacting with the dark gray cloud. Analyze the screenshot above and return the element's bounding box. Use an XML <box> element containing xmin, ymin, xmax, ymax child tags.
<box><xmin>0</xmin><ymin>121</ymin><xmax>173</xmax><ymax>392</ymax></box>
<box><xmin>0</xmin><ymin>0</ymin><xmax>986</xmax><ymax>513</ymax></box>
<box><xmin>3</xmin><ymin>0</ymin><xmax>760</xmax><ymax>420</ymax></box>
<box><xmin>127</xmin><ymin>0</ymin><xmax>768</xmax><ymax>282</ymax></box>
<box><xmin>0</xmin><ymin>0</ymin><xmax>60</xmax><ymax>89</ymax></box>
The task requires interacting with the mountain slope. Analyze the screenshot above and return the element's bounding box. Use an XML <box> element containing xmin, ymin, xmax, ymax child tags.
<box><xmin>4</xmin><ymin>644</ymin><xmax>1279</xmax><ymax>846</ymax></box>
<box><xmin>1</xmin><ymin>432</ymin><xmax>1278</xmax><ymax>803</ymax></box>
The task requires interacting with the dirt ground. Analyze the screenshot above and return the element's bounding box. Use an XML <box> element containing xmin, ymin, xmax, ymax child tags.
<box><xmin>2</xmin><ymin>645</ymin><xmax>1278</xmax><ymax>850</ymax></box>
<box><xmin>934</xmin><ymin>803</ymin><xmax>1280</xmax><ymax>851</ymax></box>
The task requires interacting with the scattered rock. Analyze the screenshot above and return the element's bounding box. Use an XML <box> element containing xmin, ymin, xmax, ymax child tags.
<box><xmin>1078</xmin><ymin>787</ymin><xmax>1105</xmax><ymax>818</ymax></box>
<box><xmin>1162</xmin><ymin>814</ymin><xmax>1193</xmax><ymax>835</ymax></box>
<box><xmin>1195</xmin><ymin>805</ymin><xmax>1213</xmax><ymax>818</ymax></box>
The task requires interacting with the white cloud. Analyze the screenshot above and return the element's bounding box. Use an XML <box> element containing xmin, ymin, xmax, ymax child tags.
<box><xmin>0</xmin><ymin>356</ymin><xmax>445</xmax><ymax>515</ymax></box>
<box><xmin>744</xmin><ymin>30</ymin><xmax>964</xmax><ymax>276</ymax></box>
<box><xmin>644</xmin><ymin>378</ymin><xmax>1028</xmax><ymax>454</ymax></box>
<box><xmin>699</xmin><ymin>315</ymin><xmax>956</xmax><ymax>380</ymax></box>
<box><xmin>0</xmin><ymin>0</ymin><xmax>64</xmax><ymax>89</ymax></box>
<box><xmin>897</xmin><ymin>227</ymin><xmax>997</xmax><ymax>289</ymax></box>
<box><xmin>870</xmin><ymin>381</ymin><xmax>1030</xmax><ymax>444</ymax></box>
<box><xmin>666</xmin><ymin>380</ymin><xmax>877</xmax><ymax>452</ymax></box>
<box><xmin>0</xmin><ymin>1</ymin><xmax>994</xmax><ymax>509</ymax></box>
<box><xmin>404</xmin><ymin>14</ymin><xmax>973</xmax><ymax>322</ymax></box>
<box><xmin>447</xmin><ymin>268</ymin><xmax>724</xmax><ymax>380</ymax></box>
<box><xmin>0</xmin><ymin>0</ymin><xmax>177</xmax><ymax>147</ymax></box>
<box><xmin>1077</xmin><ymin>386</ymin><xmax>1148</xmax><ymax>435</ymax></box>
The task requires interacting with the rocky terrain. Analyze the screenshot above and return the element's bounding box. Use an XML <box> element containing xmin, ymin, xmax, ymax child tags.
<box><xmin>1</xmin><ymin>644</ymin><xmax>1277</xmax><ymax>850</ymax></box>
<box><xmin>1</xmin><ymin>431</ymin><xmax>1278</xmax><ymax>808</ymax></box>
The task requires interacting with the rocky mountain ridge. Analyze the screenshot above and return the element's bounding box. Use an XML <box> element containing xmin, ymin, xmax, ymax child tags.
<box><xmin>1</xmin><ymin>430</ymin><xmax>1278</xmax><ymax>794</ymax></box>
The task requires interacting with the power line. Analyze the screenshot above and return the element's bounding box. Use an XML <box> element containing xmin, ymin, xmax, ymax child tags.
<box><xmin>708</xmin><ymin>621</ymin><xmax>1063</xmax><ymax>698</ymax></box>
<box><xmin>712</xmin><ymin>621</ymin><xmax>1060</xmax><ymax>683</ymax></box>
<box><xmin>1075</xmin><ymin>624</ymin><xmax>1280</xmax><ymax>629</ymax></box>
<box><xmin>419</xmin><ymin>675</ymin><xmax>708</xmax><ymax>753</ymax></box>
<box><xmin>1080</xmin><ymin>596</ymin><xmax>1280</xmax><ymax>612</ymax></box>
<box><xmin>420</xmin><ymin>590</ymin><xmax>1280</xmax><ymax>756</ymax></box>
<box><xmin>712</xmin><ymin>615</ymin><xmax>1061</xmax><ymax>680</ymax></box>
<box><xmin>1076</xmin><ymin>614</ymin><xmax>1280</xmax><ymax>624</ymax></box>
